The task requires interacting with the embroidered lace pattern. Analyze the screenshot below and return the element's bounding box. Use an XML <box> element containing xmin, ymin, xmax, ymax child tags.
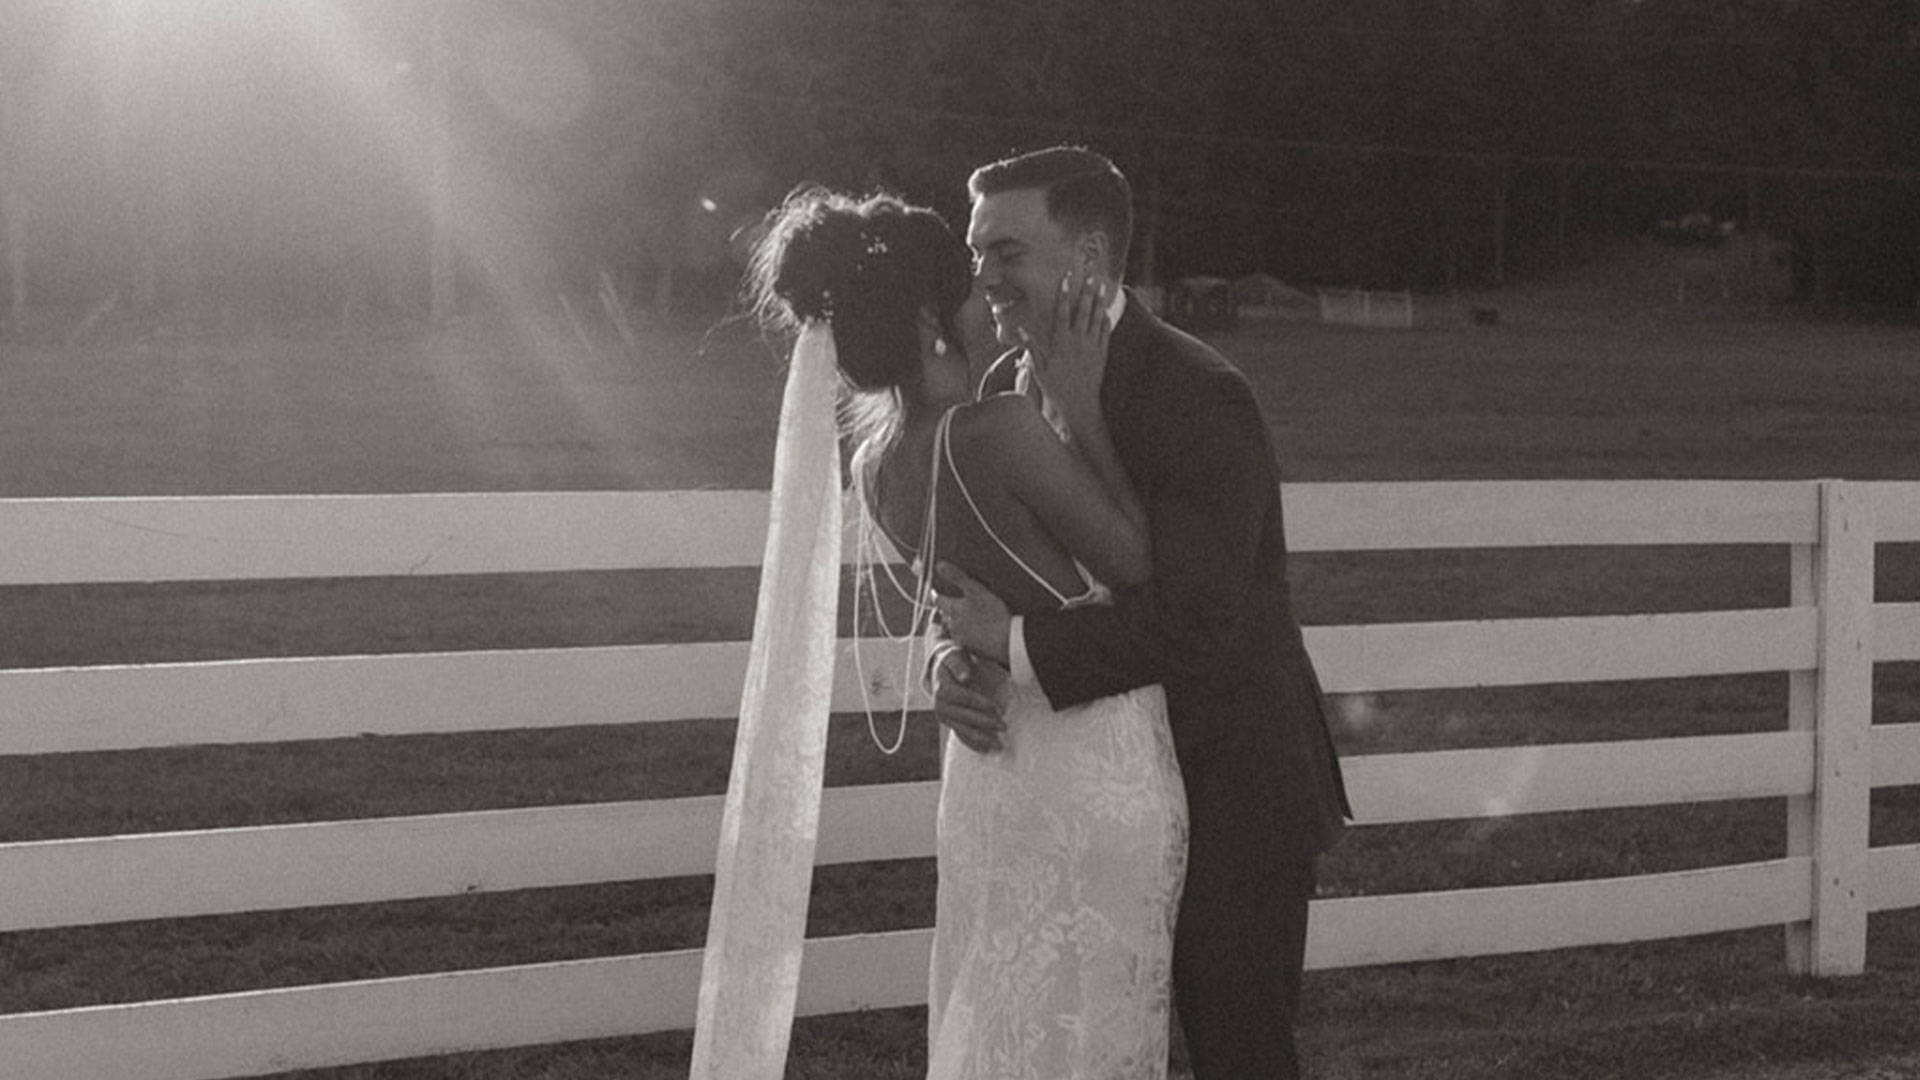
<box><xmin>922</xmin><ymin>403</ymin><xmax>1187</xmax><ymax>1080</ymax></box>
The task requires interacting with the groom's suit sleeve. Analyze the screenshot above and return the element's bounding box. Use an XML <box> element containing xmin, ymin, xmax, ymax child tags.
<box><xmin>1020</xmin><ymin>350</ymin><xmax>1277</xmax><ymax>713</ymax></box>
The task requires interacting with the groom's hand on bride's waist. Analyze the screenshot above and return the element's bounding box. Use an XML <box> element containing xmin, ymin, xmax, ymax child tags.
<box><xmin>932</xmin><ymin>649</ymin><xmax>1010</xmax><ymax>754</ymax></box>
<box><xmin>932</xmin><ymin>562</ymin><xmax>1011</xmax><ymax>665</ymax></box>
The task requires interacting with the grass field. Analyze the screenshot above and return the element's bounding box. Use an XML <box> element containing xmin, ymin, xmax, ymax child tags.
<box><xmin>1</xmin><ymin>292</ymin><xmax>1918</xmax><ymax>1078</ymax></box>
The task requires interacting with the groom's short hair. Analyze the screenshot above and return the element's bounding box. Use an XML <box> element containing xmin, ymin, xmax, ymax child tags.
<box><xmin>969</xmin><ymin>146</ymin><xmax>1133</xmax><ymax>278</ymax></box>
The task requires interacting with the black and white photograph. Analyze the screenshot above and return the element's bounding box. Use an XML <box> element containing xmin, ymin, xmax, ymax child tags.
<box><xmin>1</xmin><ymin>2</ymin><xmax>1917</xmax><ymax>1078</ymax></box>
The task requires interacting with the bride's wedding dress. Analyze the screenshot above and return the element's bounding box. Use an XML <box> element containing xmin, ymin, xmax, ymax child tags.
<box><xmin>918</xmin><ymin>406</ymin><xmax>1187</xmax><ymax>1080</ymax></box>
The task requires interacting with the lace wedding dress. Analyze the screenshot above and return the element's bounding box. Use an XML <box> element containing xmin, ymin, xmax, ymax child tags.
<box><xmin>920</xmin><ymin>406</ymin><xmax>1188</xmax><ymax>1080</ymax></box>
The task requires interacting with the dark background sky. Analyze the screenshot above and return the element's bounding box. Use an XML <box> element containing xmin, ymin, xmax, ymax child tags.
<box><xmin>1</xmin><ymin>0</ymin><xmax>1916</xmax><ymax>326</ymax></box>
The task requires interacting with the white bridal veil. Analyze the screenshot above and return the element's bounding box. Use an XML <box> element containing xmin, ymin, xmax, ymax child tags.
<box><xmin>689</xmin><ymin>322</ymin><xmax>843</xmax><ymax>1078</ymax></box>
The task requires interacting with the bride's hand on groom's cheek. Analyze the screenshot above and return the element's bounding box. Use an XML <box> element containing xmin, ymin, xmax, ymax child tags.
<box><xmin>1024</xmin><ymin>272</ymin><xmax>1111</xmax><ymax>433</ymax></box>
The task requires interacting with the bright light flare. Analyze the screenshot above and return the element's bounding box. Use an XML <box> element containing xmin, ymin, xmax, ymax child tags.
<box><xmin>103</xmin><ymin>0</ymin><xmax>308</xmax><ymax>43</ymax></box>
<box><xmin>472</xmin><ymin>17</ymin><xmax>592</xmax><ymax>131</ymax></box>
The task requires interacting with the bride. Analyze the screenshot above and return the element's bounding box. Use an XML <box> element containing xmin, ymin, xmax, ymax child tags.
<box><xmin>741</xmin><ymin>187</ymin><xmax>1187</xmax><ymax>1079</ymax></box>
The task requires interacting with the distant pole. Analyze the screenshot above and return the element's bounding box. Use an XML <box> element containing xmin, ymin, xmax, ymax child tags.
<box><xmin>160</xmin><ymin>148</ymin><xmax>197</xmax><ymax>322</ymax></box>
<box><xmin>1911</xmin><ymin>181</ymin><xmax>1919</xmax><ymax>315</ymax></box>
<box><xmin>1554</xmin><ymin>161</ymin><xmax>1571</xmax><ymax>275</ymax></box>
<box><xmin>2</xmin><ymin>183</ymin><xmax>24</xmax><ymax>331</ymax></box>
<box><xmin>1136</xmin><ymin>136</ymin><xmax>1160</xmax><ymax>288</ymax></box>
<box><xmin>1491</xmin><ymin>156</ymin><xmax>1510</xmax><ymax>286</ymax></box>
<box><xmin>0</xmin><ymin>82</ymin><xmax>23</xmax><ymax>331</ymax></box>
<box><xmin>428</xmin><ymin>0</ymin><xmax>455</xmax><ymax>324</ymax></box>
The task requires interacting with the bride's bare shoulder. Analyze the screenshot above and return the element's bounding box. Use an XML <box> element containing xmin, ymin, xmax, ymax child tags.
<box><xmin>947</xmin><ymin>392</ymin><xmax>1048</xmax><ymax>457</ymax></box>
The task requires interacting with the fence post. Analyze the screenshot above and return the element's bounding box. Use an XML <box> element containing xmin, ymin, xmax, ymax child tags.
<box><xmin>1792</xmin><ymin>479</ymin><xmax>1873</xmax><ymax>976</ymax></box>
<box><xmin>1785</xmin><ymin>534</ymin><xmax>1816</xmax><ymax>973</ymax></box>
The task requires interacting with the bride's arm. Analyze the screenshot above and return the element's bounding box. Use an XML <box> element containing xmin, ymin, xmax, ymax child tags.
<box><xmin>1059</xmin><ymin>393</ymin><xmax>1143</xmax><ymax>537</ymax></box>
<box><xmin>961</xmin><ymin>394</ymin><xmax>1150</xmax><ymax>589</ymax></box>
<box><xmin>1025</xmin><ymin>276</ymin><xmax>1145</xmax><ymax>537</ymax></box>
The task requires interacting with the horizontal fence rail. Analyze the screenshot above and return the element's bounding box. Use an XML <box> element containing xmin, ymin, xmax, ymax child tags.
<box><xmin>2</xmin><ymin>480</ymin><xmax>1918</xmax><ymax>1080</ymax></box>
<box><xmin>16</xmin><ymin>600</ymin><xmax>1909</xmax><ymax>757</ymax></box>
<box><xmin>0</xmin><ymin>610</ymin><xmax>1824</xmax><ymax>756</ymax></box>
<box><xmin>7</xmin><ymin>477</ymin><xmax>1895</xmax><ymax>588</ymax></box>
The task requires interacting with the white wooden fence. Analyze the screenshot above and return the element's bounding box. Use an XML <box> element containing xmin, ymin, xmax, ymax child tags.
<box><xmin>2</xmin><ymin>481</ymin><xmax>1918</xmax><ymax>1079</ymax></box>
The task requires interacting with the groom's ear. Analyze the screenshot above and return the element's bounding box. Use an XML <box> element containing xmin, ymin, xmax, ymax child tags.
<box><xmin>1077</xmin><ymin>230</ymin><xmax>1112</xmax><ymax>277</ymax></box>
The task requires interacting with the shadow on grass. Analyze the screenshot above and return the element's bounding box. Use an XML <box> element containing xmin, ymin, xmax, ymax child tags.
<box><xmin>240</xmin><ymin>915</ymin><xmax>1920</xmax><ymax>1080</ymax></box>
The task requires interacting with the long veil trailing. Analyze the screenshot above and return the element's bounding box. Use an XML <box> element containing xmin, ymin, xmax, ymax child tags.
<box><xmin>688</xmin><ymin>322</ymin><xmax>843</xmax><ymax>1078</ymax></box>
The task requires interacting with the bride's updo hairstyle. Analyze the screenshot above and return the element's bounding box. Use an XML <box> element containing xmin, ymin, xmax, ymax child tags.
<box><xmin>747</xmin><ymin>190</ymin><xmax>973</xmax><ymax>684</ymax></box>
<box><xmin>748</xmin><ymin>188</ymin><xmax>972</xmax><ymax>394</ymax></box>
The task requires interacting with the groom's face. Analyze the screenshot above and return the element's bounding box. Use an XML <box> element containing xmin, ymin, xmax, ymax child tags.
<box><xmin>967</xmin><ymin>188</ymin><xmax>1085</xmax><ymax>356</ymax></box>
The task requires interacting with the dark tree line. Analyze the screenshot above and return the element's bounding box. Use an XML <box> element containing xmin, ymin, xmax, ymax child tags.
<box><xmin>703</xmin><ymin>0</ymin><xmax>1917</xmax><ymax>300</ymax></box>
<box><xmin>1</xmin><ymin>0</ymin><xmax>1915</xmax><ymax>333</ymax></box>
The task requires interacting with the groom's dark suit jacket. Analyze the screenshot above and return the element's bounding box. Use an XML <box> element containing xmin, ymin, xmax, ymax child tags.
<box><xmin>983</xmin><ymin>294</ymin><xmax>1348</xmax><ymax>1075</ymax></box>
<box><xmin>987</xmin><ymin>293</ymin><xmax>1350</xmax><ymax>853</ymax></box>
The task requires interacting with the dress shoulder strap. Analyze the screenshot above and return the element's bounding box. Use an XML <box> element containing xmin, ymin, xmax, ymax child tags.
<box><xmin>938</xmin><ymin>404</ymin><xmax>1082</xmax><ymax>608</ymax></box>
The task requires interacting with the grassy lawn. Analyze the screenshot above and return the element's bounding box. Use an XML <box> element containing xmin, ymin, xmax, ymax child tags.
<box><xmin>1</xmin><ymin>295</ymin><xmax>1917</xmax><ymax>1077</ymax></box>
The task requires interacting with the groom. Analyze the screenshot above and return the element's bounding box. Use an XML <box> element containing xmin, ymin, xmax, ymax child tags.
<box><xmin>933</xmin><ymin>146</ymin><xmax>1352</xmax><ymax>1078</ymax></box>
